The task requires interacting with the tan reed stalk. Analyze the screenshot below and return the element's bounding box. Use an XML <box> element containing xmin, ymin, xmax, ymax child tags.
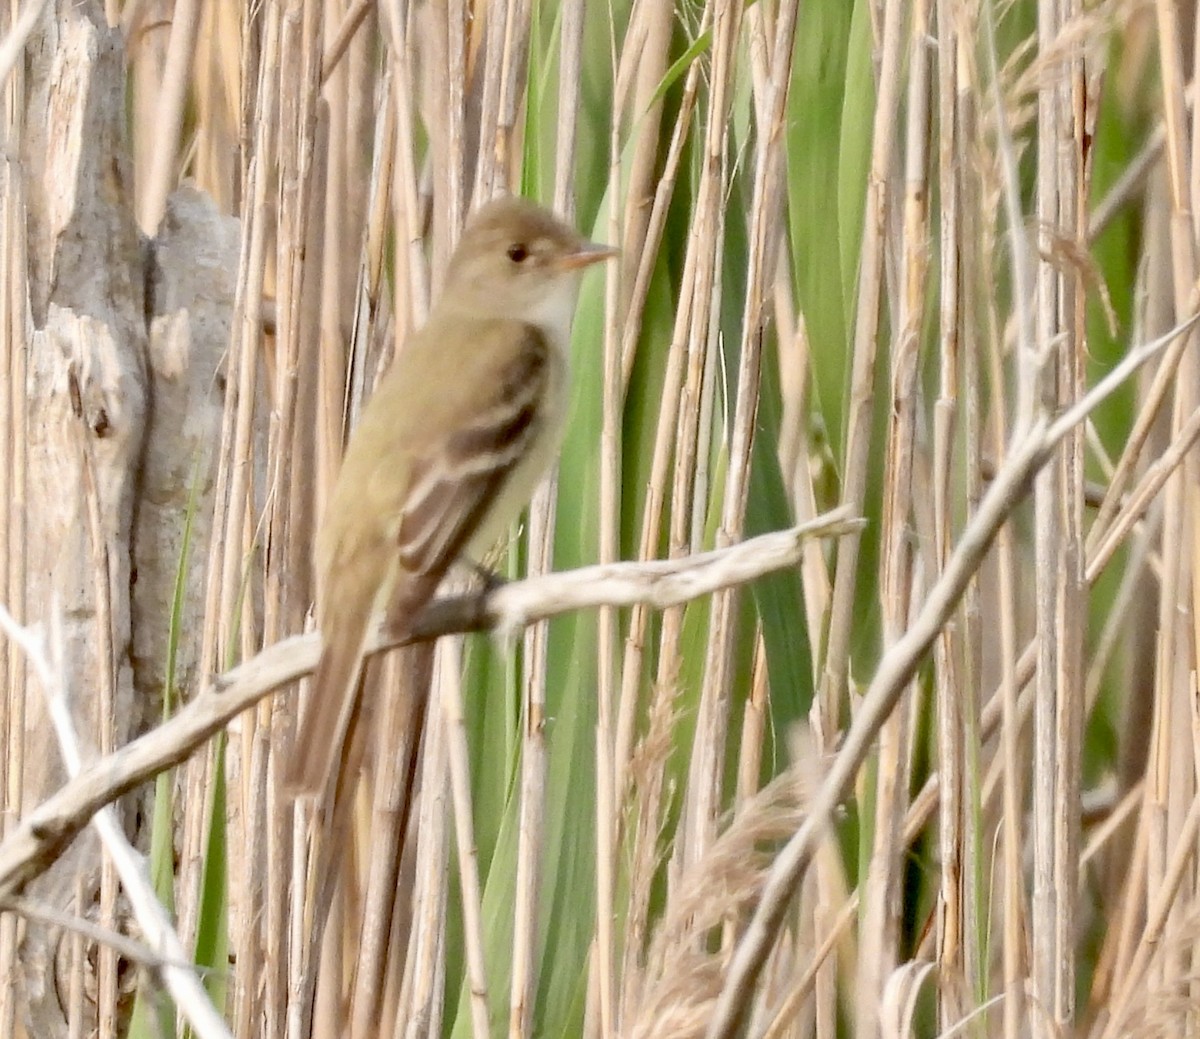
<box><xmin>668</xmin><ymin>0</ymin><xmax>741</xmax><ymax>874</ymax></box>
<box><xmin>0</xmin><ymin>17</ymin><xmax>27</xmax><ymax>1034</ymax></box>
<box><xmin>819</xmin><ymin>0</ymin><xmax>907</xmax><ymax>734</ymax></box>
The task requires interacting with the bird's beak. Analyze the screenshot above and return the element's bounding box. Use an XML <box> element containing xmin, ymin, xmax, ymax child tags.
<box><xmin>556</xmin><ymin>240</ymin><xmax>619</xmax><ymax>271</ymax></box>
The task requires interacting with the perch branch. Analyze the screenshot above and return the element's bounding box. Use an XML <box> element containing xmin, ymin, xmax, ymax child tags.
<box><xmin>0</xmin><ymin>507</ymin><xmax>860</xmax><ymax>901</ymax></box>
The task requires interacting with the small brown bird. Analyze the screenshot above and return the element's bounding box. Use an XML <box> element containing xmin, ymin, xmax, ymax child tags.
<box><xmin>286</xmin><ymin>196</ymin><xmax>616</xmax><ymax>795</ymax></box>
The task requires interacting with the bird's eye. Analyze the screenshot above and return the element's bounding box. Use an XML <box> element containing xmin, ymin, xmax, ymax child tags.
<box><xmin>506</xmin><ymin>243</ymin><xmax>529</xmax><ymax>263</ymax></box>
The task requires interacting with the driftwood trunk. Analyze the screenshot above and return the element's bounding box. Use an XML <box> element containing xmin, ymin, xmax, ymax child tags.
<box><xmin>1</xmin><ymin>3</ymin><xmax>236</xmax><ymax>1034</ymax></box>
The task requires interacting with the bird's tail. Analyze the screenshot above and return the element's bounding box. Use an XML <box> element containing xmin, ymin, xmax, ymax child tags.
<box><xmin>284</xmin><ymin>590</ymin><xmax>375</xmax><ymax>796</ymax></box>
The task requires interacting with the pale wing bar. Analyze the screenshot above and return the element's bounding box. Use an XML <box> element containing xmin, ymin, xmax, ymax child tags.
<box><xmin>397</xmin><ymin>330</ymin><xmax>550</xmax><ymax>578</ymax></box>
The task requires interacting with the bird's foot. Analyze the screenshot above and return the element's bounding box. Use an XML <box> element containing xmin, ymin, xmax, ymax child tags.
<box><xmin>469</xmin><ymin>561</ymin><xmax>508</xmax><ymax>594</ymax></box>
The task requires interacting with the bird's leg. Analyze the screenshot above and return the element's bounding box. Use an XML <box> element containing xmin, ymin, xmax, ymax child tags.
<box><xmin>450</xmin><ymin>559</ymin><xmax>507</xmax><ymax>638</ymax></box>
<box><xmin>385</xmin><ymin>561</ymin><xmax>503</xmax><ymax>643</ymax></box>
<box><xmin>466</xmin><ymin>558</ymin><xmax>508</xmax><ymax>593</ymax></box>
<box><xmin>383</xmin><ymin>571</ymin><xmax>442</xmax><ymax>642</ymax></box>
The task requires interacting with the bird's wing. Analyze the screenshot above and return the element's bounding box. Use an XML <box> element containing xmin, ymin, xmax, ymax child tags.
<box><xmin>391</xmin><ymin>324</ymin><xmax>551</xmax><ymax>595</ymax></box>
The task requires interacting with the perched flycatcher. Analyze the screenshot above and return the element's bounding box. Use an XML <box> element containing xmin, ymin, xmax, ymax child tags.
<box><xmin>285</xmin><ymin>196</ymin><xmax>616</xmax><ymax>794</ymax></box>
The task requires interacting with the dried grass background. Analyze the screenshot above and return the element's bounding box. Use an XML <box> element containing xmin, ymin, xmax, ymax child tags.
<box><xmin>3</xmin><ymin>0</ymin><xmax>1200</xmax><ymax>1038</ymax></box>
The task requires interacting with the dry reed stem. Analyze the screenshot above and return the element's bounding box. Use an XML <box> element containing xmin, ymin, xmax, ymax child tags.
<box><xmin>1026</xmin><ymin>0</ymin><xmax>1088</xmax><ymax>1030</ymax></box>
<box><xmin>820</xmin><ymin>0</ymin><xmax>906</xmax><ymax>733</ymax></box>
<box><xmin>503</xmin><ymin>6</ymin><xmax>573</xmax><ymax>1028</ymax></box>
<box><xmin>398</xmin><ymin>663</ymin><xmax>452</xmax><ymax>1039</ymax></box>
<box><xmin>505</xmin><ymin>5</ymin><xmax>584</xmax><ymax>1022</ymax></box>
<box><xmin>977</xmin><ymin>3</ymin><xmax>1038</xmax><ymax>1034</ymax></box>
<box><xmin>614</xmin><ymin>43</ymin><xmax>703</xmax><ymax>813</ymax></box>
<box><xmin>667</xmin><ymin>0</ymin><xmax>739</xmax><ymax>881</ymax></box>
<box><xmin>864</xmin><ymin>0</ymin><xmax>935</xmax><ymax>1026</ymax></box>
<box><xmin>931</xmin><ymin>0</ymin><xmax>979</xmax><ymax>1022</ymax></box>
<box><xmin>833</xmin><ymin>2</ymin><xmax>910</xmax><ymax>1032</ymax></box>
<box><xmin>137</xmin><ymin>0</ymin><xmax>200</xmax><ymax>234</ymax></box>
<box><xmin>437</xmin><ymin>638</ymin><xmax>492</xmax><ymax>1039</ymax></box>
<box><xmin>1140</xmin><ymin>0</ymin><xmax>1200</xmax><ymax>1028</ymax></box>
<box><xmin>0</xmin><ymin>6</ymin><xmax>31</xmax><ymax>1032</ymax></box>
<box><xmin>594</xmin><ymin>7</ymin><xmax>629</xmax><ymax>1033</ymax></box>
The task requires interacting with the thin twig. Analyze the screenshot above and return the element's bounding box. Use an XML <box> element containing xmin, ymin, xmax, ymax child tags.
<box><xmin>0</xmin><ymin>894</ymin><xmax>193</xmax><ymax>973</ymax></box>
<box><xmin>0</xmin><ymin>604</ymin><xmax>232</xmax><ymax>1039</ymax></box>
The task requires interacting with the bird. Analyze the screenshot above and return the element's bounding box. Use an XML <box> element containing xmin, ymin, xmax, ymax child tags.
<box><xmin>285</xmin><ymin>195</ymin><xmax>617</xmax><ymax>795</ymax></box>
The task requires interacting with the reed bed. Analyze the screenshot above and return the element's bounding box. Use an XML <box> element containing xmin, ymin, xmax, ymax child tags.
<box><xmin>1</xmin><ymin>1</ymin><xmax>1199</xmax><ymax>1038</ymax></box>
